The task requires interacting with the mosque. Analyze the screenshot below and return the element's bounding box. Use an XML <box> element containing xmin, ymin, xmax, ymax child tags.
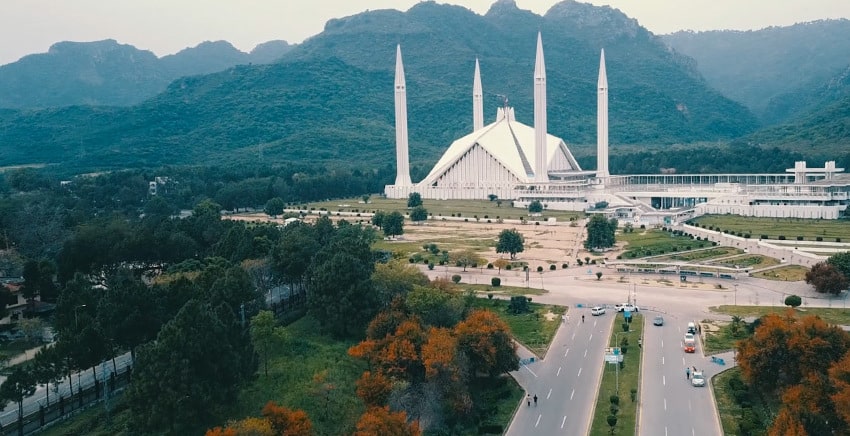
<box><xmin>384</xmin><ymin>33</ymin><xmax>850</xmax><ymax>223</ymax></box>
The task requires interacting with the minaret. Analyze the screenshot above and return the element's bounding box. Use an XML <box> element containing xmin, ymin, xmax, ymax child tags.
<box><xmin>473</xmin><ymin>58</ymin><xmax>484</xmax><ymax>132</ymax></box>
<box><xmin>597</xmin><ymin>49</ymin><xmax>610</xmax><ymax>180</ymax></box>
<box><xmin>533</xmin><ymin>32</ymin><xmax>549</xmax><ymax>183</ymax></box>
<box><xmin>394</xmin><ymin>45</ymin><xmax>412</xmax><ymax>186</ymax></box>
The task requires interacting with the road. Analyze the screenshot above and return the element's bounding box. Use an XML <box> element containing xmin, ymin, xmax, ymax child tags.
<box><xmin>0</xmin><ymin>351</ymin><xmax>133</xmax><ymax>426</ymax></box>
<box><xmin>506</xmin><ymin>310</ymin><xmax>613</xmax><ymax>435</ymax></box>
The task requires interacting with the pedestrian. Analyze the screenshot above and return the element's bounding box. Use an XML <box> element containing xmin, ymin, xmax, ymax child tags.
<box><xmin>533</xmin><ymin>394</ymin><xmax>538</xmax><ymax>406</ymax></box>
<box><xmin>638</xmin><ymin>338</ymin><xmax>642</xmax><ymax>348</ymax></box>
<box><xmin>527</xmin><ymin>393</ymin><xmax>531</xmax><ymax>406</ymax></box>
<box><xmin>686</xmin><ymin>367</ymin><xmax>690</xmax><ymax>379</ymax></box>
<box><xmin>582</xmin><ymin>315</ymin><xmax>585</xmax><ymax>323</ymax></box>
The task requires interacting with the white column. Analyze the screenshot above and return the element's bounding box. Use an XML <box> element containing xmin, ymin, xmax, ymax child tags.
<box><xmin>533</xmin><ymin>32</ymin><xmax>549</xmax><ymax>183</ymax></box>
<box><xmin>394</xmin><ymin>45</ymin><xmax>412</xmax><ymax>186</ymax></box>
<box><xmin>597</xmin><ymin>49</ymin><xmax>610</xmax><ymax>180</ymax></box>
<box><xmin>473</xmin><ymin>58</ymin><xmax>484</xmax><ymax>132</ymax></box>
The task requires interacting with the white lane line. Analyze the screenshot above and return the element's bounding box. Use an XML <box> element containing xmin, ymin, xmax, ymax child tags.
<box><xmin>665</xmin><ymin>427</ymin><xmax>668</xmax><ymax>436</ymax></box>
<box><xmin>557</xmin><ymin>367</ymin><xmax>562</xmax><ymax>376</ymax></box>
<box><xmin>570</xmin><ymin>389</ymin><xmax>575</xmax><ymax>400</ymax></box>
<box><xmin>662</xmin><ymin>356</ymin><xmax>665</xmax><ymax>365</ymax></box>
<box><xmin>572</xmin><ymin>333</ymin><xmax>576</xmax><ymax>340</ymax></box>
<box><xmin>663</xmin><ymin>375</ymin><xmax>666</xmax><ymax>386</ymax></box>
<box><xmin>664</xmin><ymin>398</ymin><xmax>667</xmax><ymax>411</ymax></box>
<box><xmin>678</xmin><ymin>326</ymin><xmax>681</xmax><ymax>333</ymax></box>
<box><xmin>682</xmin><ymin>357</ymin><xmax>686</xmax><ymax>366</ymax></box>
<box><xmin>565</xmin><ymin>348</ymin><xmax>570</xmax><ymax>357</ymax></box>
<box><xmin>535</xmin><ymin>414</ymin><xmax>541</xmax><ymax>428</ymax></box>
<box><xmin>692</xmin><ymin>428</ymin><xmax>695</xmax><ymax>436</ymax></box>
<box><xmin>584</xmin><ymin>349</ymin><xmax>588</xmax><ymax>358</ymax></box>
<box><xmin>524</xmin><ymin>365</ymin><xmax>539</xmax><ymax>378</ymax></box>
<box><xmin>578</xmin><ymin>367</ymin><xmax>583</xmax><ymax>377</ymax></box>
<box><xmin>661</xmin><ymin>340</ymin><xmax>664</xmax><ymax>348</ymax></box>
<box><xmin>561</xmin><ymin>416</ymin><xmax>567</xmax><ymax>429</ymax></box>
<box><xmin>547</xmin><ymin>388</ymin><xmax>552</xmax><ymax>399</ymax></box>
<box><xmin>593</xmin><ymin>320</ymin><xmax>597</xmax><ymax>327</ymax></box>
<box><xmin>589</xmin><ymin>334</ymin><xmax>593</xmax><ymax>342</ymax></box>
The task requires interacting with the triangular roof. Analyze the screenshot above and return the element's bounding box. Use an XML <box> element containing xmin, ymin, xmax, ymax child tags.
<box><xmin>419</xmin><ymin>110</ymin><xmax>582</xmax><ymax>185</ymax></box>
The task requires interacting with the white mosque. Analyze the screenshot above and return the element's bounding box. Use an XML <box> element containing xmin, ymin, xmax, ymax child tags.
<box><xmin>385</xmin><ymin>33</ymin><xmax>850</xmax><ymax>223</ymax></box>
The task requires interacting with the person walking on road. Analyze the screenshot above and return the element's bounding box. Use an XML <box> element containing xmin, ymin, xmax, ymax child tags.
<box><xmin>582</xmin><ymin>315</ymin><xmax>585</xmax><ymax>323</ymax></box>
<box><xmin>533</xmin><ymin>394</ymin><xmax>538</xmax><ymax>406</ymax></box>
<box><xmin>686</xmin><ymin>367</ymin><xmax>691</xmax><ymax>379</ymax></box>
<box><xmin>638</xmin><ymin>338</ymin><xmax>642</xmax><ymax>348</ymax></box>
<box><xmin>527</xmin><ymin>393</ymin><xmax>531</xmax><ymax>406</ymax></box>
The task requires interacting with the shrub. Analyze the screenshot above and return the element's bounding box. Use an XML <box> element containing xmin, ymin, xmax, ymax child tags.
<box><xmin>536</xmin><ymin>266</ymin><xmax>544</xmax><ymax>272</ymax></box>
<box><xmin>451</xmin><ymin>274</ymin><xmax>462</xmax><ymax>284</ymax></box>
<box><xmin>549</xmin><ymin>264</ymin><xmax>556</xmax><ymax>270</ymax></box>
<box><xmin>487</xmin><ymin>263</ymin><xmax>494</xmax><ymax>269</ymax></box>
<box><xmin>816</xmin><ymin>236</ymin><xmax>823</xmax><ymax>242</ymax></box>
<box><xmin>838</xmin><ymin>238</ymin><xmax>842</xmax><ymax>243</ymax></box>
<box><xmin>761</xmin><ymin>235</ymin><xmax>768</xmax><ymax>240</ymax></box>
<box><xmin>428</xmin><ymin>263</ymin><xmax>434</xmax><ymax>270</ymax></box>
<box><xmin>610</xmin><ymin>395</ymin><xmax>620</xmax><ymax>405</ymax></box>
<box><xmin>743</xmin><ymin>234</ymin><xmax>750</xmax><ymax>239</ymax></box>
<box><xmin>796</xmin><ymin>236</ymin><xmax>804</xmax><ymax>241</ymax></box>
<box><xmin>491</xmin><ymin>277</ymin><xmax>501</xmax><ymax>287</ymax></box>
<box><xmin>640</xmin><ymin>224</ymin><xmax>646</xmax><ymax>229</ymax></box>
<box><xmin>562</xmin><ymin>263</ymin><xmax>569</xmax><ymax>268</ymax></box>
<box><xmin>506</xmin><ymin>264</ymin><xmax>512</xmax><ymax>270</ymax></box>
<box><xmin>409</xmin><ymin>258</ymin><xmax>415</xmax><ymax>263</ymax></box>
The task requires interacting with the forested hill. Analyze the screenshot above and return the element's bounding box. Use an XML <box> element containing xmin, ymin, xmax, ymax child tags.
<box><xmin>0</xmin><ymin>39</ymin><xmax>292</xmax><ymax>108</ymax></box>
<box><xmin>0</xmin><ymin>0</ymin><xmax>758</xmax><ymax>172</ymax></box>
<box><xmin>662</xmin><ymin>20</ymin><xmax>850</xmax><ymax>123</ymax></box>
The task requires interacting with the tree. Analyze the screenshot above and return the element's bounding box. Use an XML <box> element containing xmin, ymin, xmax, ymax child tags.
<box><xmin>251</xmin><ymin>311</ymin><xmax>281</xmax><ymax>377</ymax></box>
<box><xmin>354</xmin><ymin>406</ymin><xmax>420</xmax><ymax>436</ymax></box>
<box><xmin>355</xmin><ymin>371</ymin><xmax>394</xmax><ymax>407</ymax></box>
<box><xmin>371</xmin><ymin>211</ymin><xmax>385</xmax><ymax>228</ymax></box>
<box><xmin>828</xmin><ymin>252</ymin><xmax>850</xmax><ymax>279</ymax></box>
<box><xmin>407</xmin><ymin>193</ymin><xmax>423</xmax><ymax>208</ymax></box>
<box><xmin>372</xmin><ymin>261</ymin><xmax>430</xmax><ymax>307</ymax></box>
<box><xmin>362</xmin><ymin>194</ymin><xmax>371</xmax><ymax>204</ymax></box>
<box><xmin>784</xmin><ymin>294</ymin><xmax>802</xmax><ymax>308</ymax></box>
<box><xmin>382</xmin><ymin>211</ymin><xmax>405</xmax><ymax>239</ymax></box>
<box><xmin>453</xmin><ymin>249</ymin><xmax>480</xmax><ymax>272</ymax></box>
<box><xmin>528</xmin><ymin>200</ymin><xmax>543</xmax><ymax>214</ymax></box>
<box><xmin>488</xmin><ymin>194</ymin><xmax>498</xmax><ymax>202</ymax></box>
<box><xmin>806</xmin><ymin>262</ymin><xmax>849</xmax><ymax>294</ymax></box>
<box><xmin>606</xmin><ymin>414</ymin><xmax>618</xmax><ymax>434</ymax></box>
<box><xmin>0</xmin><ymin>365</ymin><xmax>37</xmax><ymax>427</ymax></box>
<box><xmin>493</xmin><ymin>258</ymin><xmax>509</xmax><ymax>273</ymax></box>
<box><xmin>455</xmin><ymin>309</ymin><xmax>519</xmax><ymax>377</ymax></box>
<box><xmin>262</xmin><ymin>401</ymin><xmax>314</xmax><ymax>436</ymax></box>
<box><xmin>207</xmin><ymin>417</ymin><xmax>274</xmax><ymax>436</ymax></box>
<box><xmin>585</xmin><ymin>214</ymin><xmax>617</xmax><ymax>250</ymax></box>
<box><xmin>264</xmin><ymin>197</ymin><xmax>285</xmax><ymax>217</ymax></box>
<box><xmin>496</xmin><ymin>229</ymin><xmax>525</xmax><ymax>260</ymax></box>
<box><xmin>405</xmin><ymin>286</ymin><xmax>467</xmax><ymax>328</ymax></box>
<box><xmin>410</xmin><ymin>206</ymin><xmax>428</xmax><ymax>224</ymax></box>
<box><xmin>596</xmin><ymin>271</ymin><xmax>603</xmax><ymax>281</ymax></box>
<box><xmin>272</xmin><ymin>222</ymin><xmax>319</xmax><ymax>294</ymax></box>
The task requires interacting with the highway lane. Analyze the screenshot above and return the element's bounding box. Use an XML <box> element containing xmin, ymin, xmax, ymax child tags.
<box><xmin>506</xmin><ymin>309</ymin><xmax>613</xmax><ymax>435</ymax></box>
<box><xmin>639</xmin><ymin>314</ymin><xmax>721</xmax><ymax>436</ymax></box>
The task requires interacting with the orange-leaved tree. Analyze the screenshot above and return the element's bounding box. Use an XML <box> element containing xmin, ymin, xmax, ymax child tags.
<box><xmin>205</xmin><ymin>416</ymin><xmax>273</xmax><ymax>436</ymax></box>
<box><xmin>454</xmin><ymin>309</ymin><xmax>518</xmax><ymax>377</ymax></box>
<box><xmin>355</xmin><ymin>371</ymin><xmax>394</xmax><ymax>407</ymax></box>
<box><xmin>261</xmin><ymin>401</ymin><xmax>313</xmax><ymax>436</ymax></box>
<box><xmin>421</xmin><ymin>327</ymin><xmax>460</xmax><ymax>381</ymax></box>
<box><xmin>354</xmin><ymin>406</ymin><xmax>420</xmax><ymax>436</ymax></box>
<box><xmin>830</xmin><ymin>351</ymin><xmax>850</xmax><ymax>427</ymax></box>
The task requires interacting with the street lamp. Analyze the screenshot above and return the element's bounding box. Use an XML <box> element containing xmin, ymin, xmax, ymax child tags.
<box><xmin>734</xmin><ymin>283</ymin><xmax>738</xmax><ymax>306</ymax></box>
<box><xmin>74</xmin><ymin>304</ymin><xmax>87</xmax><ymax>329</ymax></box>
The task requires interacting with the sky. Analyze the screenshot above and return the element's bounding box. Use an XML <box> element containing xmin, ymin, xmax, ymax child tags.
<box><xmin>2</xmin><ymin>0</ymin><xmax>850</xmax><ymax>66</ymax></box>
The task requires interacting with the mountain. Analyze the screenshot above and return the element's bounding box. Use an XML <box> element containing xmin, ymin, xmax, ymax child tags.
<box><xmin>761</xmin><ymin>65</ymin><xmax>850</xmax><ymax>125</ymax></box>
<box><xmin>0</xmin><ymin>0</ymin><xmax>758</xmax><ymax>172</ymax></box>
<box><xmin>662</xmin><ymin>20</ymin><xmax>850</xmax><ymax>122</ymax></box>
<box><xmin>0</xmin><ymin>39</ymin><xmax>294</xmax><ymax>109</ymax></box>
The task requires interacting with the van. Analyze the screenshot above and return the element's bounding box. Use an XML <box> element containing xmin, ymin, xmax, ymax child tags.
<box><xmin>687</xmin><ymin>322</ymin><xmax>696</xmax><ymax>334</ymax></box>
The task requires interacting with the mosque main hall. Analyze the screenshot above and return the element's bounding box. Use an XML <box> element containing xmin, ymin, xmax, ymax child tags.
<box><xmin>385</xmin><ymin>33</ymin><xmax>850</xmax><ymax>223</ymax></box>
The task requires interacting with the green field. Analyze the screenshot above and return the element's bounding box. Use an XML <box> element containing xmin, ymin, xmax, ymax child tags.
<box><xmin>589</xmin><ymin>313</ymin><xmax>643</xmax><ymax>436</ymax></box>
<box><xmin>710</xmin><ymin>305</ymin><xmax>850</xmax><ymax>325</ymax></box>
<box><xmin>300</xmin><ymin>196</ymin><xmax>584</xmax><ymax>222</ymax></box>
<box><xmin>619</xmin><ymin>230</ymin><xmax>713</xmax><ymax>258</ymax></box>
<box><xmin>654</xmin><ymin>247</ymin><xmax>742</xmax><ymax>262</ymax></box>
<box><xmin>751</xmin><ymin>265</ymin><xmax>809</xmax><ymax>281</ymax></box>
<box><xmin>709</xmin><ymin>254</ymin><xmax>780</xmax><ymax>270</ymax></box>
<box><xmin>702</xmin><ymin>319</ymin><xmax>751</xmax><ymax>354</ymax></box>
<box><xmin>472</xmin><ymin>298</ymin><xmax>566</xmax><ymax>358</ymax></box>
<box><xmin>691</xmin><ymin>215</ymin><xmax>850</xmax><ymax>242</ymax></box>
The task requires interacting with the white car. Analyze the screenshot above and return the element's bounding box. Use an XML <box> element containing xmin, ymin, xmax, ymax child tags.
<box><xmin>691</xmin><ymin>371</ymin><xmax>705</xmax><ymax>387</ymax></box>
<box><xmin>684</xmin><ymin>333</ymin><xmax>695</xmax><ymax>342</ymax></box>
<box><xmin>591</xmin><ymin>306</ymin><xmax>606</xmax><ymax>316</ymax></box>
<box><xmin>615</xmin><ymin>303</ymin><xmax>639</xmax><ymax>312</ymax></box>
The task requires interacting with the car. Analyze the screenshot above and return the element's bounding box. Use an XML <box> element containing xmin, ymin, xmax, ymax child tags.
<box><xmin>691</xmin><ymin>371</ymin><xmax>705</xmax><ymax>387</ymax></box>
<box><xmin>591</xmin><ymin>306</ymin><xmax>606</xmax><ymax>316</ymax></box>
<box><xmin>687</xmin><ymin>322</ymin><xmax>697</xmax><ymax>334</ymax></box>
<box><xmin>614</xmin><ymin>303</ymin><xmax>639</xmax><ymax>312</ymax></box>
<box><xmin>684</xmin><ymin>333</ymin><xmax>695</xmax><ymax>342</ymax></box>
<box><xmin>653</xmin><ymin>315</ymin><xmax>664</xmax><ymax>326</ymax></box>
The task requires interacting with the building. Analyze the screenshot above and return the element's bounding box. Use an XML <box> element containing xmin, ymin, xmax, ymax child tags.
<box><xmin>384</xmin><ymin>34</ymin><xmax>850</xmax><ymax>223</ymax></box>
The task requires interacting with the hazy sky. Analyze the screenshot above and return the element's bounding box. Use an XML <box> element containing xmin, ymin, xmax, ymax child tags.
<box><xmin>3</xmin><ymin>0</ymin><xmax>850</xmax><ymax>66</ymax></box>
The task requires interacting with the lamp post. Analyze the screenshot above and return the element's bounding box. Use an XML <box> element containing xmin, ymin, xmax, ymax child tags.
<box><xmin>734</xmin><ymin>283</ymin><xmax>738</xmax><ymax>306</ymax></box>
<box><xmin>74</xmin><ymin>304</ymin><xmax>87</xmax><ymax>329</ymax></box>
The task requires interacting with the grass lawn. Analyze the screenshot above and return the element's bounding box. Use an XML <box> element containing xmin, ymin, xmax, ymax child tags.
<box><xmin>751</xmin><ymin>265</ymin><xmax>809</xmax><ymax>281</ymax></box>
<box><xmin>655</xmin><ymin>247</ymin><xmax>742</xmax><ymax>262</ymax></box>
<box><xmin>589</xmin><ymin>313</ymin><xmax>643</xmax><ymax>436</ymax></box>
<box><xmin>712</xmin><ymin>368</ymin><xmax>771</xmax><ymax>436</ymax></box>
<box><xmin>301</xmin><ymin>196</ymin><xmax>584</xmax><ymax>222</ymax></box>
<box><xmin>691</xmin><ymin>215</ymin><xmax>850</xmax><ymax>242</ymax></box>
<box><xmin>710</xmin><ymin>254</ymin><xmax>779</xmax><ymax>269</ymax></box>
<box><xmin>461</xmin><ymin>283</ymin><xmax>547</xmax><ymax>296</ymax></box>
<box><xmin>619</xmin><ymin>230</ymin><xmax>713</xmax><ymax>259</ymax></box>
<box><xmin>702</xmin><ymin>320</ymin><xmax>750</xmax><ymax>354</ymax></box>
<box><xmin>710</xmin><ymin>305</ymin><xmax>850</xmax><ymax>325</ymax></box>
<box><xmin>472</xmin><ymin>298</ymin><xmax>566</xmax><ymax>358</ymax></box>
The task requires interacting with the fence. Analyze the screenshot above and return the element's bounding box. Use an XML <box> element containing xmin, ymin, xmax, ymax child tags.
<box><xmin>0</xmin><ymin>367</ymin><xmax>132</xmax><ymax>436</ymax></box>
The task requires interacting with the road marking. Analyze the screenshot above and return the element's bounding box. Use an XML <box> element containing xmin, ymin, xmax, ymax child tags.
<box><xmin>561</xmin><ymin>416</ymin><xmax>567</xmax><ymax>429</ymax></box>
<box><xmin>661</xmin><ymin>340</ymin><xmax>664</xmax><ymax>348</ymax></box>
<box><xmin>664</xmin><ymin>398</ymin><xmax>667</xmax><ymax>411</ymax></box>
<box><xmin>535</xmin><ymin>414</ymin><xmax>541</xmax><ymax>427</ymax></box>
<box><xmin>678</xmin><ymin>326</ymin><xmax>681</xmax><ymax>333</ymax></box>
<box><xmin>557</xmin><ymin>367</ymin><xmax>562</xmax><ymax>376</ymax></box>
<box><xmin>663</xmin><ymin>375</ymin><xmax>666</xmax><ymax>386</ymax></box>
<box><xmin>593</xmin><ymin>320</ymin><xmax>597</xmax><ymax>327</ymax></box>
<box><xmin>665</xmin><ymin>427</ymin><xmax>668</xmax><ymax>436</ymax></box>
<box><xmin>662</xmin><ymin>356</ymin><xmax>665</xmax><ymax>365</ymax></box>
<box><xmin>692</xmin><ymin>428</ymin><xmax>695</xmax><ymax>436</ymax></box>
<box><xmin>682</xmin><ymin>357</ymin><xmax>686</xmax><ymax>366</ymax></box>
<box><xmin>578</xmin><ymin>367</ymin><xmax>583</xmax><ymax>377</ymax></box>
<box><xmin>584</xmin><ymin>349</ymin><xmax>588</xmax><ymax>358</ymax></box>
<box><xmin>589</xmin><ymin>334</ymin><xmax>593</xmax><ymax>342</ymax></box>
<box><xmin>570</xmin><ymin>389</ymin><xmax>575</xmax><ymax>400</ymax></box>
<box><xmin>572</xmin><ymin>333</ymin><xmax>576</xmax><ymax>340</ymax></box>
<box><xmin>565</xmin><ymin>348</ymin><xmax>570</xmax><ymax>357</ymax></box>
<box><xmin>524</xmin><ymin>365</ymin><xmax>538</xmax><ymax>378</ymax></box>
<box><xmin>547</xmin><ymin>388</ymin><xmax>552</xmax><ymax>399</ymax></box>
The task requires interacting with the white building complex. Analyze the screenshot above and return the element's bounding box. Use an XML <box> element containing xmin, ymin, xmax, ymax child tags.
<box><xmin>385</xmin><ymin>33</ymin><xmax>850</xmax><ymax>223</ymax></box>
